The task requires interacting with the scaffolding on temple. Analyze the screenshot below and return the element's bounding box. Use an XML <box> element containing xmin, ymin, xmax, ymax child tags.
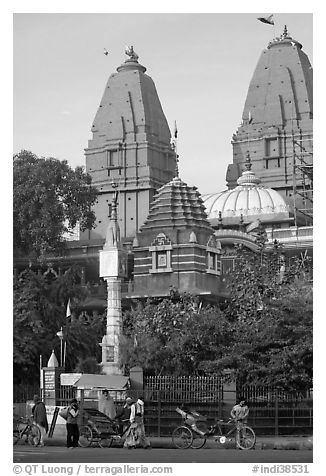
<box><xmin>292</xmin><ymin>134</ymin><xmax>313</xmax><ymax>226</ymax></box>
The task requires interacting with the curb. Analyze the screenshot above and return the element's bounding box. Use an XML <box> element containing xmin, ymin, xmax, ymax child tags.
<box><xmin>259</xmin><ymin>437</ymin><xmax>313</xmax><ymax>451</ymax></box>
<box><xmin>43</xmin><ymin>437</ymin><xmax>313</xmax><ymax>451</ymax></box>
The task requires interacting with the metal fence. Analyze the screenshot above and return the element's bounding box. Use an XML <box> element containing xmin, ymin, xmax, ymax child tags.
<box><xmin>144</xmin><ymin>375</ymin><xmax>224</xmax><ymax>402</ymax></box>
<box><xmin>143</xmin><ymin>377</ymin><xmax>313</xmax><ymax>437</ymax></box>
<box><xmin>239</xmin><ymin>385</ymin><xmax>312</xmax><ymax>406</ymax></box>
<box><xmin>143</xmin><ymin>400</ymin><xmax>313</xmax><ymax>438</ymax></box>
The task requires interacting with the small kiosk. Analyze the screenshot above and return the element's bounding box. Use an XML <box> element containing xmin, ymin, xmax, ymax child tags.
<box><xmin>73</xmin><ymin>374</ymin><xmax>130</xmax><ymax>415</ymax></box>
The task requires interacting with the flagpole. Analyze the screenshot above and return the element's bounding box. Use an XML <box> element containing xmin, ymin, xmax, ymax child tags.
<box><xmin>63</xmin><ymin>340</ymin><xmax>67</xmax><ymax>369</ymax></box>
<box><xmin>60</xmin><ymin>328</ymin><xmax>63</xmax><ymax>367</ymax></box>
<box><xmin>64</xmin><ymin>298</ymin><xmax>71</xmax><ymax>370</ymax></box>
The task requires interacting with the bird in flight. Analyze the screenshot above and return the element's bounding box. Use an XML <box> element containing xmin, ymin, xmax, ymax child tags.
<box><xmin>257</xmin><ymin>14</ymin><xmax>274</xmax><ymax>25</ymax></box>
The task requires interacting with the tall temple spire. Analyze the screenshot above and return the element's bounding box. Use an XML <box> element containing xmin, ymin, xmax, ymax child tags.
<box><xmin>83</xmin><ymin>46</ymin><xmax>177</xmax><ymax>241</ymax></box>
<box><xmin>226</xmin><ymin>27</ymin><xmax>312</xmax><ymax>223</ymax></box>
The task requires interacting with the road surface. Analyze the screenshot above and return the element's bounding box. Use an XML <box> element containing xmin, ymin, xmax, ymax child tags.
<box><xmin>13</xmin><ymin>446</ymin><xmax>313</xmax><ymax>464</ymax></box>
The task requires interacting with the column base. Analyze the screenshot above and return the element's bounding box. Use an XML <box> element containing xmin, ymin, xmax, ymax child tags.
<box><xmin>100</xmin><ymin>361</ymin><xmax>122</xmax><ymax>375</ymax></box>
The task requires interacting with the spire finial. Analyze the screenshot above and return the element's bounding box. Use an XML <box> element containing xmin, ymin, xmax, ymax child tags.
<box><xmin>125</xmin><ymin>45</ymin><xmax>139</xmax><ymax>62</ymax></box>
<box><xmin>282</xmin><ymin>25</ymin><xmax>289</xmax><ymax>38</ymax></box>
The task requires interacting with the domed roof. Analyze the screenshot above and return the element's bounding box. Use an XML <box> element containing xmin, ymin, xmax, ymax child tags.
<box><xmin>203</xmin><ymin>154</ymin><xmax>291</xmax><ymax>227</ymax></box>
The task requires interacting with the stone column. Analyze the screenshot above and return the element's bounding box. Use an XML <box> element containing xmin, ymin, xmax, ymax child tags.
<box><xmin>99</xmin><ymin>189</ymin><xmax>127</xmax><ymax>375</ymax></box>
<box><xmin>100</xmin><ymin>276</ymin><xmax>122</xmax><ymax>375</ymax></box>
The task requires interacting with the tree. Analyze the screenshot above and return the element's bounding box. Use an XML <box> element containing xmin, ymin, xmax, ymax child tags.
<box><xmin>119</xmin><ymin>291</ymin><xmax>231</xmax><ymax>375</ymax></box>
<box><xmin>13</xmin><ymin>150</ymin><xmax>98</xmax><ymax>258</ymax></box>
<box><xmin>13</xmin><ymin>267</ymin><xmax>106</xmax><ymax>384</ymax></box>
<box><xmin>210</xmin><ymin>247</ymin><xmax>313</xmax><ymax>393</ymax></box>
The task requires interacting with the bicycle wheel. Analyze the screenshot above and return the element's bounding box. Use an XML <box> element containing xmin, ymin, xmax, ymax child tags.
<box><xmin>13</xmin><ymin>423</ymin><xmax>20</xmax><ymax>445</ymax></box>
<box><xmin>27</xmin><ymin>424</ymin><xmax>41</xmax><ymax>446</ymax></box>
<box><xmin>99</xmin><ymin>436</ymin><xmax>113</xmax><ymax>448</ymax></box>
<box><xmin>190</xmin><ymin>432</ymin><xmax>206</xmax><ymax>449</ymax></box>
<box><xmin>78</xmin><ymin>425</ymin><xmax>93</xmax><ymax>447</ymax></box>
<box><xmin>172</xmin><ymin>426</ymin><xmax>193</xmax><ymax>449</ymax></box>
<box><xmin>237</xmin><ymin>426</ymin><xmax>256</xmax><ymax>450</ymax></box>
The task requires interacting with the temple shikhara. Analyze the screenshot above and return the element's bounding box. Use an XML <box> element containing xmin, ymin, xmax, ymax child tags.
<box><xmin>14</xmin><ymin>27</ymin><xmax>313</xmax><ymax>310</ymax></box>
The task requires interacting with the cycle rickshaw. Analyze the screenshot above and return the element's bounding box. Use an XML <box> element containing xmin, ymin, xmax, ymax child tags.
<box><xmin>78</xmin><ymin>407</ymin><xmax>130</xmax><ymax>448</ymax></box>
<box><xmin>172</xmin><ymin>407</ymin><xmax>256</xmax><ymax>450</ymax></box>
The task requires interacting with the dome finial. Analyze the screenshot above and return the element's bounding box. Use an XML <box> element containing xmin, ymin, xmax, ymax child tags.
<box><xmin>245</xmin><ymin>151</ymin><xmax>252</xmax><ymax>171</ymax></box>
<box><xmin>217</xmin><ymin>211</ymin><xmax>223</xmax><ymax>229</ymax></box>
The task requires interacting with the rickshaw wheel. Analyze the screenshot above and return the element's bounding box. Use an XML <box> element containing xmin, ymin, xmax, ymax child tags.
<box><xmin>99</xmin><ymin>436</ymin><xmax>113</xmax><ymax>448</ymax></box>
<box><xmin>78</xmin><ymin>425</ymin><xmax>93</xmax><ymax>447</ymax></box>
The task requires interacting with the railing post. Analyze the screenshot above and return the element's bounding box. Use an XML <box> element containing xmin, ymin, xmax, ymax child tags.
<box><xmin>157</xmin><ymin>390</ymin><xmax>161</xmax><ymax>437</ymax></box>
<box><xmin>275</xmin><ymin>393</ymin><xmax>279</xmax><ymax>436</ymax></box>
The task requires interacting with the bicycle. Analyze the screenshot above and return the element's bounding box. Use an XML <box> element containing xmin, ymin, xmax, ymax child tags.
<box><xmin>172</xmin><ymin>407</ymin><xmax>256</xmax><ymax>450</ymax></box>
<box><xmin>13</xmin><ymin>416</ymin><xmax>41</xmax><ymax>446</ymax></box>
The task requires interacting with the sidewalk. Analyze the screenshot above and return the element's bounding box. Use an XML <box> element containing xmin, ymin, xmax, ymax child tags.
<box><xmin>44</xmin><ymin>434</ymin><xmax>313</xmax><ymax>451</ymax></box>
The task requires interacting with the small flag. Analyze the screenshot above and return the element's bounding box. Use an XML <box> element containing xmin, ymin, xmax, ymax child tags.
<box><xmin>174</xmin><ymin>120</ymin><xmax>178</xmax><ymax>139</ymax></box>
<box><xmin>66</xmin><ymin>299</ymin><xmax>71</xmax><ymax>318</ymax></box>
<box><xmin>257</xmin><ymin>15</ymin><xmax>274</xmax><ymax>25</ymax></box>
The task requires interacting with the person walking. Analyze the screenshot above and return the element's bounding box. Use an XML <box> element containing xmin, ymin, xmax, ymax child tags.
<box><xmin>116</xmin><ymin>397</ymin><xmax>133</xmax><ymax>437</ymax></box>
<box><xmin>31</xmin><ymin>395</ymin><xmax>48</xmax><ymax>447</ymax></box>
<box><xmin>123</xmin><ymin>397</ymin><xmax>138</xmax><ymax>449</ymax></box>
<box><xmin>66</xmin><ymin>398</ymin><xmax>79</xmax><ymax>448</ymax></box>
<box><xmin>98</xmin><ymin>390</ymin><xmax>116</xmax><ymax>420</ymax></box>
<box><xmin>132</xmin><ymin>396</ymin><xmax>151</xmax><ymax>449</ymax></box>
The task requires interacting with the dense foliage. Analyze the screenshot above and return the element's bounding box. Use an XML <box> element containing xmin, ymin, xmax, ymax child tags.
<box><xmin>13</xmin><ymin>268</ymin><xmax>105</xmax><ymax>384</ymax></box>
<box><xmin>120</xmin><ymin>290</ymin><xmax>231</xmax><ymax>375</ymax></box>
<box><xmin>13</xmin><ymin>150</ymin><xmax>98</xmax><ymax>258</ymax></box>
<box><xmin>119</xmin><ymin>250</ymin><xmax>312</xmax><ymax>394</ymax></box>
<box><xmin>220</xmin><ymin>246</ymin><xmax>313</xmax><ymax>392</ymax></box>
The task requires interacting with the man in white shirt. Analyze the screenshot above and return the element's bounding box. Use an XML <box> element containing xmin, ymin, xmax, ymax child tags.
<box><xmin>130</xmin><ymin>397</ymin><xmax>151</xmax><ymax>449</ymax></box>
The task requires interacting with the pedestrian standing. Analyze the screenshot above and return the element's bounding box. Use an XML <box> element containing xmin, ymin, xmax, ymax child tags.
<box><xmin>32</xmin><ymin>395</ymin><xmax>48</xmax><ymax>447</ymax></box>
<box><xmin>230</xmin><ymin>397</ymin><xmax>249</xmax><ymax>448</ymax></box>
<box><xmin>99</xmin><ymin>390</ymin><xmax>116</xmax><ymax>420</ymax></box>
<box><xmin>132</xmin><ymin>396</ymin><xmax>151</xmax><ymax>449</ymax></box>
<box><xmin>66</xmin><ymin>398</ymin><xmax>79</xmax><ymax>448</ymax></box>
